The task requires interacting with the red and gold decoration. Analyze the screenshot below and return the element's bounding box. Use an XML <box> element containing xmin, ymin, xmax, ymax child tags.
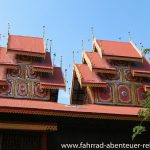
<box><xmin>125</xmin><ymin>70</ymin><xmax>137</xmax><ymax>82</ymax></box>
<box><xmin>17</xmin><ymin>82</ymin><xmax>28</xmax><ymax>97</ymax></box>
<box><xmin>0</xmin><ymin>84</ymin><xmax>11</xmax><ymax>96</ymax></box>
<box><xmin>34</xmin><ymin>83</ymin><xmax>49</xmax><ymax>99</ymax></box>
<box><xmin>1</xmin><ymin>64</ymin><xmax>50</xmax><ymax>100</ymax></box>
<box><xmin>118</xmin><ymin>85</ymin><xmax>131</xmax><ymax>103</ymax></box>
<box><xmin>27</xmin><ymin>67</ymin><xmax>39</xmax><ymax>79</ymax></box>
<box><xmin>136</xmin><ymin>87</ymin><xmax>147</xmax><ymax>102</ymax></box>
<box><xmin>97</xmin><ymin>86</ymin><xmax>113</xmax><ymax>102</ymax></box>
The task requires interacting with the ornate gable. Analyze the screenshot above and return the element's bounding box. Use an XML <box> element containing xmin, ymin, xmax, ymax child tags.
<box><xmin>0</xmin><ymin>35</ymin><xmax>65</xmax><ymax>102</ymax></box>
<box><xmin>71</xmin><ymin>39</ymin><xmax>148</xmax><ymax>106</ymax></box>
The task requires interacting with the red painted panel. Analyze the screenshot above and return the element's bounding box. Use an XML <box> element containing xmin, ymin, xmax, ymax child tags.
<box><xmin>118</xmin><ymin>85</ymin><xmax>131</xmax><ymax>103</ymax></box>
<box><xmin>137</xmin><ymin>87</ymin><xmax>146</xmax><ymax>101</ymax></box>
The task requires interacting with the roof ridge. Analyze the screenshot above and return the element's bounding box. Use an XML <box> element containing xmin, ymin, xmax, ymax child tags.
<box><xmin>9</xmin><ymin>34</ymin><xmax>43</xmax><ymax>39</ymax></box>
<box><xmin>96</xmin><ymin>39</ymin><xmax>130</xmax><ymax>43</ymax></box>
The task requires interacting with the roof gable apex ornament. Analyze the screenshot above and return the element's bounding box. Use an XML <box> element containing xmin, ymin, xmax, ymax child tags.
<box><xmin>128</xmin><ymin>32</ymin><xmax>131</xmax><ymax>41</ymax></box>
<box><xmin>93</xmin><ymin>40</ymin><xmax>103</xmax><ymax>58</ymax></box>
<box><xmin>53</xmin><ymin>53</ymin><xmax>56</xmax><ymax>66</ymax></box>
<box><xmin>91</xmin><ymin>27</ymin><xmax>95</xmax><ymax>41</ymax></box>
<box><xmin>82</xmin><ymin>39</ymin><xmax>84</xmax><ymax>53</ymax></box>
<box><xmin>72</xmin><ymin>50</ymin><xmax>75</xmax><ymax>64</ymax></box>
<box><xmin>42</xmin><ymin>26</ymin><xmax>46</xmax><ymax>38</ymax></box>
<box><xmin>60</xmin><ymin>56</ymin><xmax>62</xmax><ymax>68</ymax></box>
<box><xmin>65</xmin><ymin>68</ymin><xmax>67</xmax><ymax>85</ymax></box>
<box><xmin>8</xmin><ymin>23</ymin><xmax>10</xmax><ymax>36</ymax></box>
<box><xmin>46</xmin><ymin>38</ymin><xmax>49</xmax><ymax>51</ymax></box>
<box><xmin>49</xmin><ymin>39</ymin><xmax>52</xmax><ymax>55</ymax></box>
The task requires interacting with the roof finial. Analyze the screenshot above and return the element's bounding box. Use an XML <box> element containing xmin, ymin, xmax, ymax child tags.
<box><xmin>68</xmin><ymin>87</ymin><xmax>70</xmax><ymax>93</ymax></box>
<box><xmin>140</xmin><ymin>42</ymin><xmax>144</xmax><ymax>55</ymax></box>
<box><xmin>49</xmin><ymin>39</ymin><xmax>52</xmax><ymax>55</ymax></box>
<box><xmin>46</xmin><ymin>38</ymin><xmax>49</xmax><ymax>51</ymax></box>
<box><xmin>73</xmin><ymin>50</ymin><xmax>75</xmax><ymax>64</ymax></box>
<box><xmin>53</xmin><ymin>53</ymin><xmax>56</xmax><ymax>66</ymax></box>
<box><xmin>60</xmin><ymin>56</ymin><xmax>63</xmax><ymax>68</ymax></box>
<box><xmin>82</xmin><ymin>39</ymin><xmax>84</xmax><ymax>53</ymax></box>
<box><xmin>118</xmin><ymin>37</ymin><xmax>122</xmax><ymax>41</ymax></box>
<box><xmin>42</xmin><ymin>26</ymin><xmax>45</xmax><ymax>38</ymax></box>
<box><xmin>8</xmin><ymin>23</ymin><xmax>10</xmax><ymax>36</ymax></box>
<box><xmin>91</xmin><ymin>26</ymin><xmax>95</xmax><ymax>40</ymax></box>
<box><xmin>128</xmin><ymin>32</ymin><xmax>131</xmax><ymax>41</ymax></box>
<box><xmin>65</xmin><ymin>69</ymin><xmax>67</xmax><ymax>84</ymax></box>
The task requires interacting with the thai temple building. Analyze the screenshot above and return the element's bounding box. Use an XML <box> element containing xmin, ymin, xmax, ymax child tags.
<box><xmin>71</xmin><ymin>39</ymin><xmax>149</xmax><ymax>105</ymax></box>
<box><xmin>0</xmin><ymin>34</ymin><xmax>150</xmax><ymax>150</ymax></box>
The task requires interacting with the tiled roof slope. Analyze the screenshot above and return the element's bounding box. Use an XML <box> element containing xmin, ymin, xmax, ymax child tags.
<box><xmin>0</xmin><ymin>47</ymin><xmax>17</xmax><ymax>67</ymax></box>
<box><xmin>41</xmin><ymin>67</ymin><xmax>66</xmax><ymax>89</ymax></box>
<box><xmin>8</xmin><ymin>35</ymin><xmax>45</xmax><ymax>56</ymax></box>
<box><xmin>95</xmin><ymin>40</ymin><xmax>142</xmax><ymax>61</ymax></box>
<box><xmin>74</xmin><ymin>64</ymin><xmax>107</xmax><ymax>87</ymax></box>
<box><xmin>84</xmin><ymin>51</ymin><xmax>116</xmax><ymax>73</ymax></box>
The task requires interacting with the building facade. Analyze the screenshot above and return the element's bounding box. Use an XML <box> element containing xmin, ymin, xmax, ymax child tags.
<box><xmin>0</xmin><ymin>35</ymin><xmax>150</xmax><ymax>150</ymax></box>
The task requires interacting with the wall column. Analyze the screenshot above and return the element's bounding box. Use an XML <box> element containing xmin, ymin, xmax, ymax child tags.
<box><xmin>42</xmin><ymin>132</ymin><xmax>47</xmax><ymax>150</ymax></box>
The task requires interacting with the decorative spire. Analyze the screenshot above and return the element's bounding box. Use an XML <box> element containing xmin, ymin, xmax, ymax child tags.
<box><xmin>60</xmin><ymin>56</ymin><xmax>62</xmax><ymax>68</ymax></box>
<box><xmin>91</xmin><ymin>26</ymin><xmax>95</xmax><ymax>40</ymax></box>
<box><xmin>140</xmin><ymin>42</ymin><xmax>143</xmax><ymax>50</ymax></box>
<box><xmin>128</xmin><ymin>32</ymin><xmax>131</xmax><ymax>41</ymax></box>
<box><xmin>65</xmin><ymin>69</ymin><xmax>67</xmax><ymax>84</ymax></box>
<box><xmin>118</xmin><ymin>37</ymin><xmax>122</xmax><ymax>41</ymax></box>
<box><xmin>8</xmin><ymin>23</ymin><xmax>10</xmax><ymax>36</ymax></box>
<box><xmin>46</xmin><ymin>38</ymin><xmax>49</xmax><ymax>51</ymax></box>
<box><xmin>53</xmin><ymin>53</ymin><xmax>56</xmax><ymax>66</ymax></box>
<box><xmin>42</xmin><ymin>26</ymin><xmax>45</xmax><ymax>38</ymax></box>
<box><xmin>140</xmin><ymin>42</ymin><xmax>144</xmax><ymax>55</ymax></box>
<box><xmin>72</xmin><ymin>50</ymin><xmax>75</xmax><ymax>64</ymax></box>
<box><xmin>49</xmin><ymin>39</ymin><xmax>52</xmax><ymax>55</ymax></box>
<box><xmin>82</xmin><ymin>39</ymin><xmax>84</xmax><ymax>53</ymax></box>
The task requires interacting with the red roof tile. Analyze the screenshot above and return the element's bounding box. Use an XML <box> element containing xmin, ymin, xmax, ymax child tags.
<box><xmin>0</xmin><ymin>47</ymin><xmax>17</xmax><ymax>67</ymax></box>
<box><xmin>32</xmin><ymin>52</ymin><xmax>53</xmax><ymax>72</ymax></box>
<box><xmin>40</xmin><ymin>67</ymin><xmax>65</xmax><ymax>89</ymax></box>
<box><xmin>0</xmin><ymin>98</ymin><xmax>143</xmax><ymax>118</ymax></box>
<box><xmin>8</xmin><ymin>35</ymin><xmax>45</xmax><ymax>56</ymax></box>
<box><xmin>85</xmin><ymin>52</ymin><xmax>116</xmax><ymax>72</ymax></box>
<box><xmin>75</xmin><ymin>64</ymin><xmax>107</xmax><ymax>87</ymax></box>
<box><xmin>96</xmin><ymin>40</ymin><xmax>142</xmax><ymax>59</ymax></box>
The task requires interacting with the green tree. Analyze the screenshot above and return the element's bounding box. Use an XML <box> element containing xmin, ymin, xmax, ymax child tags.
<box><xmin>132</xmin><ymin>48</ymin><xmax>150</xmax><ymax>140</ymax></box>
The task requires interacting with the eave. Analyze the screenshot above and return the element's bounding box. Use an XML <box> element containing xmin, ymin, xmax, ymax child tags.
<box><xmin>0</xmin><ymin>98</ymin><xmax>145</xmax><ymax>121</ymax></box>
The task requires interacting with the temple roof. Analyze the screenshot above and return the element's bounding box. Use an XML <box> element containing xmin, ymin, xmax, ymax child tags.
<box><xmin>0</xmin><ymin>47</ymin><xmax>17</xmax><ymax>67</ymax></box>
<box><xmin>32</xmin><ymin>52</ymin><xmax>53</xmax><ymax>72</ymax></box>
<box><xmin>0</xmin><ymin>98</ymin><xmax>144</xmax><ymax>121</ymax></box>
<box><xmin>0</xmin><ymin>34</ymin><xmax>65</xmax><ymax>91</ymax></box>
<box><xmin>84</xmin><ymin>51</ymin><xmax>116</xmax><ymax>73</ymax></box>
<box><xmin>8</xmin><ymin>35</ymin><xmax>45</xmax><ymax>56</ymax></box>
<box><xmin>131</xmin><ymin>58</ymin><xmax>150</xmax><ymax>77</ymax></box>
<box><xmin>41</xmin><ymin>67</ymin><xmax>65</xmax><ymax>89</ymax></box>
<box><xmin>95</xmin><ymin>40</ymin><xmax>142</xmax><ymax>61</ymax></box>
<box><xmin>74</xmin><ymin>64</ymin><xmax>107</xmax><ymax>87</ymax></box>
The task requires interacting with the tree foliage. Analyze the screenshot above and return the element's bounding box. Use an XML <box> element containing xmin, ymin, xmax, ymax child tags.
<box><xmin>132</xmin><ymin>48</ymin><xmax>150</xmax><ymax>140</ymax></box>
